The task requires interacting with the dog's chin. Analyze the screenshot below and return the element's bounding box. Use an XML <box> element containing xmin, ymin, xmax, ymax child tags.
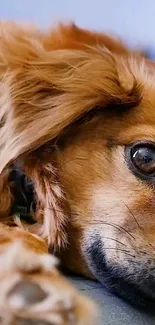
<box><xmin>85</xmin><ymin>237</ymin><xmax>155</xmax><ymax>311</ymax></box>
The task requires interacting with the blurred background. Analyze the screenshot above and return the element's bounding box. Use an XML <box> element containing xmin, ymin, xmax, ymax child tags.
<box><xmin>1</xmin><ymin>0</ymin><xmax>155</xmax><ymax>56</ymax></box>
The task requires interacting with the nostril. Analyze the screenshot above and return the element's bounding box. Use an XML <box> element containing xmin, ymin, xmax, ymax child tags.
<box><xmin>7</xmin><ymin>280</ymin><xmax>48</xmax><ymax>307</ymax></box>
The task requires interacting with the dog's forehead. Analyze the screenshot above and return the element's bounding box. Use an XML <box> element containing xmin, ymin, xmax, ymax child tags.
<box><xmin>102</xmin><ymin>58</ymin><xmax>155</xmax><ymax>144</ymax></box>
<box><xmin>79</xmin><ymin>85</ymin><xmax>155</xmax><ymax>146</ymax></box>
<box><xmin>113</xmin><ymin>88</ymin><xmax>155</xmax><ymax>144</ymax></box>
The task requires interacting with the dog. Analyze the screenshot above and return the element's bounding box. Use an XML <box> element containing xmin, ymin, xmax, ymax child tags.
<box><xmin>0</xmin><ymin>21</ymin><xmax>155</xmax><ymax>324</ymax></box>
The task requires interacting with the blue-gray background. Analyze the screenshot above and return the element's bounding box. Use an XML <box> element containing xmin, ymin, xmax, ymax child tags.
<box><xmin>1</xmin><ymin>0</ymin><xmax>155</xmax><ymax>48</ymax></box>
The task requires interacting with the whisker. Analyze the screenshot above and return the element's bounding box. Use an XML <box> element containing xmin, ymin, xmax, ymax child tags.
<box><xmin>121</xmin><ymin>199</ymin><xmax>142</xmax><ymax>231</ymax></box>
<box><xmin>40</xmin><ymin>208</ymin><xmax>136</xmax><ymax>241</ymax></box>
<box><xmin>138</xmin><ymin>249</ymin><xmax>155</xmax><ymax>258</ymax></box>
<box><xmin>88</xmin><ymin>221</ymin><xmax>136</xmax><ymax>240</ymax></box>
<box><xmin>103</xmin><ymin>247</ymin><xmax>136</xmax><ymax>258</ymax></box>
<box><xmin>101</xmin><ymin>237</ymin><xmax>127</xmax><ymax>247</ymax></box>
<box><xmin>126</xmin><ymin>260</ymin><xmax>140</xmax><ymax>264</ymax></box>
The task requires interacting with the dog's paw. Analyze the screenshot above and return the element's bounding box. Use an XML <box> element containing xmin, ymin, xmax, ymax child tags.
<box><xmin>0</xmin><ymin>240</ymin><xmax>96</xmax><ymax>325</ymax></box>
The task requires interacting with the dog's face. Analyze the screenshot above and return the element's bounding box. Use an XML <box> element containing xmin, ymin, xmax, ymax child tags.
<box><xmin>58</xmin><ymin>87</ymin><xmax>155</xmax><ymax>308</ymax></box>
<box><xmin>49</xmin><ymin>28</ymin><xmax>155</xmax><ymax>307</ymax></box>
<box><xmin>1</xmin><ymin>22</ymin><xmax>155</xmax><ymax>308</ymax></box>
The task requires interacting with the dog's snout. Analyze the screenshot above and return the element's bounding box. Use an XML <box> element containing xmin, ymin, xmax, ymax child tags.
<box><xmin>84</xmin><ymin>236</ymin><xmax>155</xmax><ymax>309</ymax></box>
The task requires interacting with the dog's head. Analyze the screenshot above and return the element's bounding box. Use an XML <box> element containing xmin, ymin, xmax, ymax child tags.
<box><xmin>1</xmin><ymin>22</ymin><xmax>155</xmax><ymax>308</ymax></box>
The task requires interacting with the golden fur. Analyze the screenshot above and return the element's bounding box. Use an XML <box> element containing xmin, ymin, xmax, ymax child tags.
<box><xmin>0</xmin><ymin>22</ymin><xmax>155</xmax><ymax>322</ymax></box>
<box><xmin>0</xmin><ymin>22</ymin><xmax>142</xmax><ymax>244</ymax></box>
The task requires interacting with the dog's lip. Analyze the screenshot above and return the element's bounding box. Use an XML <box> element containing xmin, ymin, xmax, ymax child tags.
<box><xmin>98</xmin><ymin>271</ymin><xmax>155</xmax><ymax>311</ymax></box>
<box><xmin>90</xmin><ymin>259</ymin><xmax>155</xmax><ymax>311</ymax></box>
<box><xmin>86</xmin><ymin>238</ymin><xmax>155</xmax><ymax>311</ymax></box>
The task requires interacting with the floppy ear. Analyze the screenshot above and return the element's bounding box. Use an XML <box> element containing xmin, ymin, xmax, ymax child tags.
<box><xmin>0</xmin><ymin>22</ymin><xmax>141</xmax><ymax>173</ymax></box>
<box><xmin>44</xmin><ymin>23</ymin><xmax>129</xmax><ymax>54</ymax></box>
<box><xmin>0</xmin><ymin>22</ymin><xmax>142</xmax><ymax>248</ymax></box>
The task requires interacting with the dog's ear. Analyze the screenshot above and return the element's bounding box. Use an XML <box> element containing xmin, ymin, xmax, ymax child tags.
<box><xmin>0</xmin><ymin>22</ymin><xmax>141</xmax><ymax>172</ymax></box>
<box><xmin>44</xmin><ymin>23</ymin><xmax>129</xmax><ymax>54</ymax></box>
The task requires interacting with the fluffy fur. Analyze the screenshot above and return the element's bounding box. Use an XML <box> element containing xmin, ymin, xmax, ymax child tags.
<box><xmin>0</xmin><ymin>22</ymin><xmax>141</xmax><ymax>245</ymax></box>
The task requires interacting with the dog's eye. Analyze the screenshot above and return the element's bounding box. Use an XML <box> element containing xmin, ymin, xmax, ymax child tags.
<box><xmin>126</xmin><ymin>144</ymin><xmax>155</xmax><ymax>179</ymax></box>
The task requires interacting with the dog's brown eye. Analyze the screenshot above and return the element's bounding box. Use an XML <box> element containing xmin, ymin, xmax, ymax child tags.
<box><xmin>125</xmin><ymin>144</ymin><xmax>155</xmax><ymax>180</ymax></box>
<box><xmin>131</xmin><ymin>147</ymin><xmax>155</xmax><ymax>174</ymax></box>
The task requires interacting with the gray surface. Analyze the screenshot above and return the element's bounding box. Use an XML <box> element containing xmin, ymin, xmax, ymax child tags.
<box><xmin>70</xmin><ymin>277</ymin><xmax>155</xmax><ymax>325</ymax></box>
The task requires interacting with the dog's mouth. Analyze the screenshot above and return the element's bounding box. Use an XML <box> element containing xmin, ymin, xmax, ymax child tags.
<box><xmin>9</xmin><ymin>163</ymin><xmax>36</xmax><ymax>225</ymax></box>
<box><xmin>86</xmin><ymin>237</ymin><xmax>155</xmax><ymax>311</ymax></box>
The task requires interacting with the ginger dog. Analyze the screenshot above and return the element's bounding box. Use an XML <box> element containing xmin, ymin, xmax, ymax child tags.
<box><xmin>0</xmin><ymin>22</ymin><xmax>155</xmax><ymax>323</ymax></box>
